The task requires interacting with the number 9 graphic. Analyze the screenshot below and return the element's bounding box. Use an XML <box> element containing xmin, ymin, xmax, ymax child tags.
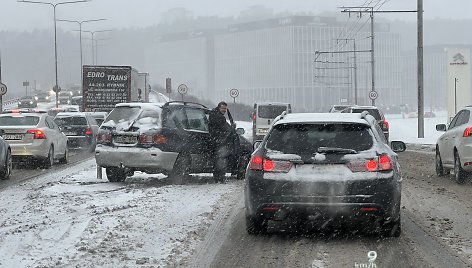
<box><xmin>367</xmin><ymin>251</ymin><xmax>377</xmax><ymax>262</ymax></box>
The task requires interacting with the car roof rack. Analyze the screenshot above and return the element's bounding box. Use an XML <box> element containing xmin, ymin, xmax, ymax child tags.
<box><xmin>273</xmin><ymin>111</ymin><xmax>288</xmax><ymax>124</ymax></box>
<box><xmin>2</xmin><ymin>108</ymin><xmax>47</xmax><ymax>114</ymax></box>
<box><xmin>360</xmin><ymin>110</ymin><xmax>370</xmax><ymax>119</ymax></box>
<box><xmin>163</xmin><ymin>101</ymin><xmax>208</xmax><ymax>109</ymax></box>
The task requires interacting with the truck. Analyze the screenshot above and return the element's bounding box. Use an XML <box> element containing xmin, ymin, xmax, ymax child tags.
<box><xmin>82</xmin><ymin>65</ymin><xmax>149</xmax><ymax>112</ymax></box>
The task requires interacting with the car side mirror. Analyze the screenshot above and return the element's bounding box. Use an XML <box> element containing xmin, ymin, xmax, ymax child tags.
<box><xmin>390</xmin><ymin>141</ymin><xmax>406</xmax><ymax>152</ymax></box>
<box><xmin>253</xmin><ymin>140</ymin><xmax>263</xmax><ymax>151</ymax></box>
<box><xmin>436</xmin><ymin>124</ymin><xmax>447</xmax><ymax>132</ymax></box>
<box><xmin>236</xmin><ymin>128</ymin><xmax>245</xmax><ymax>135</ymax></box>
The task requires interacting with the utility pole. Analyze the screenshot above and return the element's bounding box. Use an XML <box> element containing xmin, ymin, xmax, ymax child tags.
<box><xmin>417</xmin><ymin>0</ymin><xmax>424</xmax><ymax>138</ymax></box>
<box><xmin>340</xmin><ymin>5</ymin><xmax>421</xmax><ymax>137</ymax></box>
<box><xmin>370</xmin><ymin>7</ymin><xmax>375</xmax><ymax>106</ymax></box>
<box><xmin>336</xmin><ymin>38</ymin><xmax>358</xmax><ymax>104</ymax></box>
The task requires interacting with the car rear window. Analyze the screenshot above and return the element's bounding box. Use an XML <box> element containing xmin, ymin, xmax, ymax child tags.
<box><xmin>265</xmin><ymin>123</ymin><xmax>374</xmax><ymax>155</ymax></box>
<box><xmin>54</xmin><ymin>116</ymin><xmax>87</xmax><ymax>126</ymax></box>
<box><xmin>104</xmin><ymin>107</ymin><xmax>141</xmax><ymax>124</ymax></box>
<box><xmin>258</xmin><ymin>105</ymin><xmax>287</xmax><ymax>119</ymax></box>
<box><xmin>351</xmin><ymin>109</ymin><xmax>382</xmax><ymax>120</ymax></box>
<box><xmin>0</xmin><ymin>115</ymin><xmax>40</xmax><ymax>126</ymax></box>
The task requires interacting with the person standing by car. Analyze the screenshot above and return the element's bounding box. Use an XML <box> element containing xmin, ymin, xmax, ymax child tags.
<box><xmin>209</xmin><ymin>101</ymin><xmax>234</xmax><ymax>184</ymax></box>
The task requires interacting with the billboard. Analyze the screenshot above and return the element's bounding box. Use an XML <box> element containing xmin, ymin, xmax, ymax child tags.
<box><xmin>447</xmin><ymin>48</ymin><xmax>471</xmax><ymax>122</ymax></box>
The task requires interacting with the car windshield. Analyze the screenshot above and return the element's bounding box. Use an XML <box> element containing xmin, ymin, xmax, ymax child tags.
<box><xmin>351</xmin><ymin>108</ymin><xmax>382</xmax><ymax>120</ymax></box>
<box><xmin>103</xmin><ymin>106</ymin><xmax>141</xmax><ymax>124</ymax></box>
<box><xmin>54</xmin><ymin>116</ymin><xmax>87</xmax><ymax>126</ymax></box>
<box><xmin>258</xmin><ymin>105</ymin><xmax>287</xmax><ymax>119</ymax></box>
<box><xmin>0</xmin><ymin>115</ymin><xmax>39</xmax><ymax>126</ymax></box>
<box><xmin>266</xmin><ymin>123</ymin><xmax>373</xmax><ymax>155</ymax></box>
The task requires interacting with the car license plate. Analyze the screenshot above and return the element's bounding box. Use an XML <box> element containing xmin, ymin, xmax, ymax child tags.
<box><xmin>63</xmin><ymin>132</ymin><xmax>77</xmax><ymax>136</ymax></box>
<box><xmin>3</xmin><ymin>134</ymin><xmax>23</xmax><ymax>140</ymax></box>
<box><xmin>114</xmin><ymin>135</ymin><xmax>137</xmax><ymax>144</ymax></box>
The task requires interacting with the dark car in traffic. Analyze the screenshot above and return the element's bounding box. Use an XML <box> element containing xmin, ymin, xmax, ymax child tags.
<box><xmin>342</xmin><ymin>105</ymin><xmax>389</xmax><ymax>141</ymax></box>
<box><xmin>0</xmin><ymin>130</ymin><xmax>12</xmax><ymax>180</ymax></box>
<box><xmin>54</xmin><ymin>112</ymin><xmax>99</xmax><ymax>151</ymax></box>
<box><xmin>95</xmin><ymin>101</ymin><xmax>252</xmax><ymax>183</ymax></box>
<box><xmin>245</xmin><ymin>112</ymin><xmax>406</xmax><ymax>236</ymax></box>
<box><xmin>18</xmin><ymin>96</ymin><xmax>38</xmax><ymax>108</ymax></box>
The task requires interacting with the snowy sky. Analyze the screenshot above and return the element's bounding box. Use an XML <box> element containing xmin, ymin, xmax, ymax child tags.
<box><xmin>1</xmin><ymin>0</ymin><xmax>472</xmax><ymax>32</ymax></box>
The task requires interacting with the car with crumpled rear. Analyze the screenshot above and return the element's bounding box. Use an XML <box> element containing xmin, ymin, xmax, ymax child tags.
<box><xmin>95</xmin><ymin>101</ymin><xmax>252</xmax><ymax>183</ymax></box>
<box><xmin>244</xmin><ymin>112</ymin><xmax>406</xmax><ymax>236</ymax></box>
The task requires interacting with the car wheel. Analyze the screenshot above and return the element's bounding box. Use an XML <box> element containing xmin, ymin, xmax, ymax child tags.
<box><xmin>106</xmin><ymin>167</ymin><xmax>127</xmax><ymax>182</ymax></box>
<box><xmin>59</xmin><ymin>147</ymin><xmax>68</xmax><ymax>164</ymax></box>
<box><xmin>435</xmin><ymin>149</ymin><xmax>446</xmax><ymax>176</ymax></box>
<box><xmin>0</xmin><ymin>150</ymin><xmax>12</xmax><ymax>180</ymax></box>
<box><xmin>246</xmin><ymin>213</ymin><xmax>267</xmax><ymax>235</ymax></box>
<box><xmin>237</xmin><ymin>154</ymin><xmax>250</xmax><ymax>180</ymax></box>
<box><xmin>169</xmin><ymin>153</ymin><xmax>190</xmax><ymax>185</ymax></box>
<box><xmin>42</xmin><ymin>147</ymin><xmax>54</xmax><ymax>169</ymax></box>
<box><xmin>381</xmin><ymin>216</ymin><xmax>401</xmax><ymax>237</ymax></box>
<box><xmin>454</xmin><ymin>151</ymin><xmax>468</xmax><ymax>184</ymax></box>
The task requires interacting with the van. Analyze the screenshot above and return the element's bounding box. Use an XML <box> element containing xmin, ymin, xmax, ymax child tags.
<box><xmin>252</xmin><ymin>102</ymin><xmax>291</xmax><ymax>141</ymax></box>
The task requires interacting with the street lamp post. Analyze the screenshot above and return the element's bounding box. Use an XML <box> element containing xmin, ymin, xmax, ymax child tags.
<box><xmin>82</xmin><ymin>30</ymin><xmax>112</xmax><ymax>65</ymax></box>
<box><xmin>17</xmin><ymin>0</ymin><xmax>90</xmax><ymax>108</ymax></box>
<box><xmin>56</xmin><ymin>19</ymin><xmax>106</xmax><ymax>95</ymax></box>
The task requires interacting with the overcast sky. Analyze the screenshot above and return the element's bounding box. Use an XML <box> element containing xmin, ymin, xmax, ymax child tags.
<box><xmin>1</xmin><ymin>0</ymin><xmax>472</xmax><ymax>32</ymax></box>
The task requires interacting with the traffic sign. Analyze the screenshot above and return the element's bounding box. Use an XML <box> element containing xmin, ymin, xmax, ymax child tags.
<box><xmin>0</xmin><ymin>83</ymin><xmax>7</xmax><ymax>96</ymax></box>
<box><xmin>177</xmin><ymin>84</ymin><xmax>188</xmax><ymax>95</ymax></box>
<box><xmin>53</xmin><ymin>85</ymin><xmax>61</xmax><ymax>93</ymax></box>
<box><xmin>22</xmin><ymin>81</ymin><xmax>30</xmax><ymax>87</ymax></box>
<box><xmin>229</xmin><ymin>88</ymin><xmax>239</xmax><ymax>98</ymax></box>
<box><xmin>368</xmin><ymin>90</ymin><xmax>378</xmax><ymax>100</ymax></box>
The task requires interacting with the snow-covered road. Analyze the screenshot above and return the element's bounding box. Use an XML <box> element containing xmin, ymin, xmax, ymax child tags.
<box><xmin>0</xmin><ymin>159</ymin><xmax>240</xmax><ymax>267</ymax></box>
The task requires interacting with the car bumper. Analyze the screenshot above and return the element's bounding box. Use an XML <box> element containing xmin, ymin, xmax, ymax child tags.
<box><xmin>459</xmin><ymin>143</ymin><xmax>472</xmax><ymax>171</ymax></box>
<box><xmin>10</xmin><ymin>142</ymin><xmax>49</xmax><ymax>159</ymax></box>
<box><xmin>245</xmin><ymin>171</ymin><xmax>401</xmax><ymax>222</ymax></box>
<box><xmin>67</xmin><ymin>136</ymin><xmax>93</xmax><ymax>148</ymax></box>
<box><xmin>95</xmin><ymin>144</ymin><xmax>178</xmax><ymax>171</ymax></box>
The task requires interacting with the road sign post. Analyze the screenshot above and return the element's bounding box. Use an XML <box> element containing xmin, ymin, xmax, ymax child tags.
<box><xmin>166</xmin><ymin>78</ymin><xmax>172</xmax><ymax>100</ymax></box>
<box><xmin>229</xmin><ymin>88</ymin><xmax>239</xmax><ymax>104</ymax></box>
<box><xmin>0</xmin><ymin>82</ymin><xmax>7</xmax><ymax>112</ymax></box>
<box><xmin>177</xmin><ymin>84</ymin><xmax>188</xmax><ymax>101</ymax></box>
<box><xmin>368</xmin><ymin>90</ymin><xmax>378</xmax><ymax>101</ymax></box>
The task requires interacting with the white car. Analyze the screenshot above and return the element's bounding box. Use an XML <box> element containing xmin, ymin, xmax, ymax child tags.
<box><xmin>0</xmin><ymin>110</ymin><xmax>68</xmax><ymax>168</ymax></box>
<box><xmin>436</xmin><ymin>107</ymin><xmax>472</xmax><ymax>184</ymax></box>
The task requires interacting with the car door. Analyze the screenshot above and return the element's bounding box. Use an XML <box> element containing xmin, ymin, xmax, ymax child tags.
<box><xmin>442</xmin><ymin>111</ymin><xmax>463</xmax><ymax>166</ymax></box>
<box><xmin>452</xmin><ymin>110</ymin><xmax>471</xmax><ymax>159</ymax></box>
<box><xmin>49</xmin><ymin>117</ymin><xmax>67</xmax><ymax>155</ymax></box>
<box><xmin>184</xmin><ymin>107</ymin><xmax>213</xmax><ymax>172</ymax></box>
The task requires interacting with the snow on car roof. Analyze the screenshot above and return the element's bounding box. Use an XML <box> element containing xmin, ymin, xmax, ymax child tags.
<box><xmin>274</xmin><ymin>113</ymin><xmax>370</xmax><ymax>125</ymax></box>
<box><xmin>255</xmin><ymin>102</ymin><xmax>290</xmax><ymax>105</ymax></box>
<box><xmin>55</xmin><ymin>112</ymin><xmax>87</xmax><ymax>117</ymax></box>
<box><xmin>115</xmin><ymin>102</ymin><xmax>164</xmax><ymax>109</ymax></box>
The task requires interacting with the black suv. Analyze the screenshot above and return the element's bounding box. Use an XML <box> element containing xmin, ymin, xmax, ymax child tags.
<box><xmin>342</xmin><ymin>105</ymin><xmax>389</xmax><ymax>141</ymax></box>
<box><xmin>245</xmin><ymin>112</ymin><xmax>405</xmax><ymax>236</ymax></box>
<box><xmin>95</xmin><ymin>101</ymin><xmax>252</xmax><ymax>183</ymax></box>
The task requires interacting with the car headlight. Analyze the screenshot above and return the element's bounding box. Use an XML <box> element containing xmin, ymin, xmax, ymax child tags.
<box><xmin>18</xmin><ymin>102</ymin><xmax>22</xmax><ymax>104</ymax></box>
<box><xmin>30</xmin><ymin>101</ymin><xmax>33</xmax><ymax>104</ymax></box>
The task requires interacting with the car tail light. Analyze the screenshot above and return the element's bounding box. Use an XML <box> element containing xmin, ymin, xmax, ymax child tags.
<box><xmin>153</xmin><ymin>134</ymin><xmax>167</xmax><ymax>144</ymax></box>
<box><xmin>348</xmin><ymin>154</ymin><xmax>393</xmax><ymax>172</ymax></box>
<box><xmin>249</xmin><ymin>155</ymin><xmax>292</xmax><ymax>173</ymax></box>
<box><xmin>464</xmin><ymin>126</ymin><xmax>472</xmax><ymax>137</ymax></box>
<box><xmin>85</xmin><ymin>127</ymin><xmax>93</xmax><ymax>136</ymax></box>
<box><xmin>97</xmin><ymin>133</ymin><xmax>112</xmax><ymax>144</ymax></box>
<box><xmin>383</xmin><ymin>119</ymin><xmax>389</xmax><ymax>130</ymax></box>
<box><xmin>27</xmin><ymin>129</ymin><xmax>46</xmax><ymax>139</ymax></box>
<box><xmin>360</xmin><ymin>207</ymin><xmax>378</xmax><ymax>212</ymax></box>
<box><xmin>378</xmin><ymin>154</ymin><xmax>393</xmax><ymax>171</ymax></box>
<box><xmin>252</xmin><ymin>113</ymin><xmax>256</xmax><ymax>122</ymax></box>
<box><xmin>139</xmin><ymin>134</ymin><xmax>153</xmax><ymax>144</ymax></box>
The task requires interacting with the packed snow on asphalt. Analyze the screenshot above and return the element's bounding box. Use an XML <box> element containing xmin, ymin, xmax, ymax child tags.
<box><xmin>0</xmin><ymin>158</ymin><xmax>240</xmax><ymax>267</ymax></box>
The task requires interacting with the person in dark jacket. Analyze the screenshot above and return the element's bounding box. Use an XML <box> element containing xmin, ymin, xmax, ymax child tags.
<box><xmin>209</xmin><ymin>101</ymin><xmax>234</xmax><ymax>183</ymax></box>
